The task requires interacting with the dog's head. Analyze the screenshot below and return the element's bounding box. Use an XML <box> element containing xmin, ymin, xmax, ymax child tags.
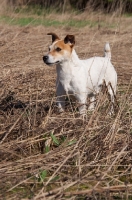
<box><xmin>43</xmin><ymin>33</ymin><xmax>75</xmax><ymax>66</ymax></box>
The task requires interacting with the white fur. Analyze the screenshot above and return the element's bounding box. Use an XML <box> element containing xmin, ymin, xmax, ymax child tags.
<box><xmin>104</xmin><ymin>42</ymin><xmax>111</xmax><ymax>60</ymax></box>
<box><xmin>44</xmin><ymin>41</ymin><xmax>117</xmax><ymax>115</ymax></box>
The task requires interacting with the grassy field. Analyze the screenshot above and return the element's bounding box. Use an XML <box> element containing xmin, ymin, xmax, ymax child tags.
<box><xmin>0</xmin><ymin>7</ymin><xmax>132</xmax><ymax>200</ymax></box>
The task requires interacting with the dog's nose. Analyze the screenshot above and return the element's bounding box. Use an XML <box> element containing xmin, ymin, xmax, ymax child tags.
<box><xmin>43</xmin><ymin>56</ymin><xmax>48</xmax><ymax>62</ymax></box>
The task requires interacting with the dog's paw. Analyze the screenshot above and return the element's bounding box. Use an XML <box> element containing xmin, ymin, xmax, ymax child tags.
<box><xmin>80</xmin><ymin>113</ymin><xmax>88</xmax><ymax>121</ymax></box>
<box><xmin>58</xmin><ymin>108</ymin><xmax>64</xmax><ymax>114</ymax></box>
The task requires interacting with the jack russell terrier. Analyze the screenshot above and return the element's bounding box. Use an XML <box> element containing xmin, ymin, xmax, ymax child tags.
<box><xmin>43</xmin><ymin>33</ymin><xmax>117</xmax><ymax>115</ymax></box>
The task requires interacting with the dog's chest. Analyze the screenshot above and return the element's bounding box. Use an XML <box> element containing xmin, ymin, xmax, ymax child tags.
<box><xmin>59</xmin><ymin>72</ymin><xmax>74</xmax><ymax>93</ymax></box>
<box><xmin>57</xmin><ymin>66</ymin><xmax>86</xmax><ymax>94</ymax></box>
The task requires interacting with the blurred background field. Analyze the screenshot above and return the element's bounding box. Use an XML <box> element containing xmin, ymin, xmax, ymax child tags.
<box><xmin>0</xmin><ymin>0</ymin><xmax>132</xmax><ymax>27</ymax></box>
<box><xmin>0</xmin><ymin>1</ymin><xmax>132</xmax><ymax>199</ymax></box>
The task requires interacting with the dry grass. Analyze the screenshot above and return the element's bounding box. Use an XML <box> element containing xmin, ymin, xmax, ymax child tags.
<box><xmin>0</xmin><ymin>11</ymin><xmax>132</xmax><ymax>200</ymax></box>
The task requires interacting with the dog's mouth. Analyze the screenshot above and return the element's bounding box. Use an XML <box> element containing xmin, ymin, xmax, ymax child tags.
<box><xmin>45</xmin><ymin>61</ymin><xmax>60</xmax><ymax>66</ymax></box>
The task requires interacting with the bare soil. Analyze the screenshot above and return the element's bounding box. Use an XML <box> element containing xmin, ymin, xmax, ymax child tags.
<box><xmin>0</xmin><ymin>19</ymin><xmax>132</xmax><ymax>199</ymax></box>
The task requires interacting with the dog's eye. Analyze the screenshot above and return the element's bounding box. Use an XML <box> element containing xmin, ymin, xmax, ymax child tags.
<box><xmin>49</xmin><ymin>47</ymin><xmax>50</xmax><ymax>51</ymax></box>
<box><xmin>56</xmin><ymin>47</ymin><xmax>61</xmax><ymax>52</ymax></box>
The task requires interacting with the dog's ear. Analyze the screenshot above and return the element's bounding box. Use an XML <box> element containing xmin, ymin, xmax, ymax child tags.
<box><xmin>64</xmin><ymin>35</ymin><xmax>75</xmax><ymax>46</ymax></box>
<box><xmin>47</xmin><ymin>33</ymin><xmax>60</xmax><ymax>43</ymax></box>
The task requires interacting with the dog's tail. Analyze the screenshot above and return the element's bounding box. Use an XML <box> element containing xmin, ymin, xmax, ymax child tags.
<box><xmin>104</xmin><ymin>42</ymin><xmax>111</xmax><ymax>60</ymax></box>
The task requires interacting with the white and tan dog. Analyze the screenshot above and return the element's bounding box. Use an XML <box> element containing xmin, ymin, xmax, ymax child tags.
<box><xmin>43</xmin><ymin>33</ymin><xmax>117</xmax><ymax>115</ymax></box>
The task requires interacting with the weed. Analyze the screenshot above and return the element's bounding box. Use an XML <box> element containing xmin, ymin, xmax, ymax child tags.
<box><xmin>50</xmin><ymin>132</ymin><xmax>60</xmax><ymax>146</ymax></box>
<box><xmin>38</xmin><ymin>170</ymin><xmax>48</xmax><ymax>182</ymax></box>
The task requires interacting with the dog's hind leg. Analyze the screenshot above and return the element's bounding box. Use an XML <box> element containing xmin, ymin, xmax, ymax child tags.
<box><xmin>108</xmin><ymin>83</ymin><xmax>115</xmax><ymax>115</ymax></box>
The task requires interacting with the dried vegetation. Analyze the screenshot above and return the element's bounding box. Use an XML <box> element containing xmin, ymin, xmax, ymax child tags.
<box><xmin>0</xmin><ymin>12</ymin><xmax>132</xmax><ymax>199</ymax></box>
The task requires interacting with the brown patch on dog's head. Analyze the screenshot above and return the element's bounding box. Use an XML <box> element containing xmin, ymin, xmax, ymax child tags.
<box><xmin>47</xmin><ymin>32</ymin><xmax>60</xmax><ymax>43</ymax></box>
<box><xmin>64</xmin><ymin>35</ymin><xmax>75</xmax><ymax>48</ymax></box>
<box><xmin>49</xmin><ymin>39</ymin><xmax>73</xmax><ymax>57</ymax></box>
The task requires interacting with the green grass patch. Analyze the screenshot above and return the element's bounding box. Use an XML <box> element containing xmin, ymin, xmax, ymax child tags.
<box><xmin>124</xmin><ymin>12</ymin><xmax>132</xmax><ymax>17</ymax></box>
<box><xmin>0</xmin><ymin>15</ymin><xmax>116</xmax><ymax>28</ymax></box>
<box><xmin>0</xmin><ymin>15</ymin><xmax>94</xmax><ymax>27</ymax></box>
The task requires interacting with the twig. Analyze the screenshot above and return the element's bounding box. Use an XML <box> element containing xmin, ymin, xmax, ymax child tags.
<box><xmin>34</xmin><ymin>181</ymin><xmax>77</xmax><ymax>199</ymax></box>
<box><xmin>0</xmin><ymin>106</ymin><xmax>28</xmax><ymax>144</ymax></box>
<box><xmin>64</xmin><ymin>184</ymin><xmax>132</xmax><ymax>196</ymax></box>
<box><xmin>93</xmin><ymin>145</ymin><xmax>128</xmax><ymax>189</ymax></box>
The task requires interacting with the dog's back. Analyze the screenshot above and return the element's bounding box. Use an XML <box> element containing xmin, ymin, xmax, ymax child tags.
<box><xmin>82</xmin><ymin>43</ymin><xmax>117</xmax><ymax>94</ymax></box>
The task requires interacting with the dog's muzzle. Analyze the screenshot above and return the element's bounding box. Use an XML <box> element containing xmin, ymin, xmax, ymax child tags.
<box><xmin>43</xmin><ymin>55</ymin><xmax>60</xmax><ymax>65</ymax></box>
<box><xmin>43</xmin><ymin>55</ymin><xmax>48</xmax><ymax>63</ymax></box>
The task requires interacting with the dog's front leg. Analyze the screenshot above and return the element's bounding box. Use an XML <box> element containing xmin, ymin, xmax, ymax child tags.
<box><xmin>56</xmin><ymin>80</ymin><xmax>66</xmax><ymax>113</ymax></box>
<box><xmin>76</xmin><ymin>94</ymin><xmax>87</xmax><ymax>116</ymax></box>
<box><xmin>88</xmin><ymin>96</ymin><xmax>95</xmax><ymax>111</ymax></box>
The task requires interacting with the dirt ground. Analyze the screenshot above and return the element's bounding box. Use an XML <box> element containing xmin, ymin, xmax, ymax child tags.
<box><xmin>0</xmin><ymin>17</ymin><xmax>132</xmax><ymax>199</ymax></box>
